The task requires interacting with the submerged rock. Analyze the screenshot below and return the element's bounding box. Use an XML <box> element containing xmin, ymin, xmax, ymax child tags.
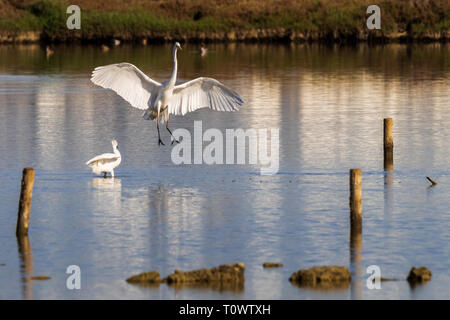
<box><xmin>407</xmin><ymin>267</ymin><xmax>432</xmax><ymax>284</ymax></box>
<box><xmin>163</xmin><ymin>263</ymin><xmax>245</xmax><ymax>287</ymax></box>
<box><xmin>263</xmin><ymin>262</ymin><xmax>283</xmax><ymax>268</ymax></box>
<box><xmin>289</xmin><ymin>266</ymin><xmax>351</xmax><ymax>288</ymax></box>
<box><xmin>126</xmin><ymin>271</ymin><xmax>161</xmax><ymax>284</ymax></box>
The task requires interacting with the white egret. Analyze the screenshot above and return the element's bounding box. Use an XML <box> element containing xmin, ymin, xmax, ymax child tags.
<box><xmin>90</xmin><ymin>42</ymin><xmax>243</xmax><ymax>145</ymax></box>
<box><xmin>86</xmin><ymin>140</ymin><xmax>121</xmax><ymax>178</ymax></box>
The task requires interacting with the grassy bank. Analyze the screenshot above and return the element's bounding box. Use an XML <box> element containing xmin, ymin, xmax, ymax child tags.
<box><xmin>0</xmin><ymin>0</ymin><xmax>449</xmax><ymax>42</ymax></box>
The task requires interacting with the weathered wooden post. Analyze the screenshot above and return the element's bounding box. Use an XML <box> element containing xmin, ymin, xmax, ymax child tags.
<box><xmin>350</xmin><ymin>169</ymin><xmax>362</xmax><ymax>228</ymax></box>
<box><xmin>16</xmin><ymin>168</ymin><xmax>35</xmax><ymax>236</ymax></box>
<box><xmin>349</xmin><ymin>168</ymin><xmax>362</xmax><ymax>299</ymax></box>
<box><xmin>384</xmin><ymin>118</ymin><xmax>393</xmax><ymax>171</ymax></box>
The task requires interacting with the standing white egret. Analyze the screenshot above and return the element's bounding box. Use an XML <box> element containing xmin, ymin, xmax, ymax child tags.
<box><xmin>90</xmin><ymin>42</ymin><xmax>244</xmax><ymax>145</ymax></box>
<box><xmin>86</xmin><ymin>140</ymin><xmax>121</xmax><ymax>178</ymax></box>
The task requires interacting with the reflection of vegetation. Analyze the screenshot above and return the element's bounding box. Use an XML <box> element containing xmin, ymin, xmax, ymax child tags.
<box><xmin>0</xmin><ymin>0</ymin><xmax>448</xmax><ymax>41</ymax></box>
<box><xmin>0</xmin><ymin>43</ymin><xmax>447</xmax><ymax>82</ymax></box>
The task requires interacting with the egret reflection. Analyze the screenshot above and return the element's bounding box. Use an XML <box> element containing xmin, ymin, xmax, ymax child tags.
<box><xmin>91</xmin><ymin>177</ymin><xmax>122</xmax><ymax>191</ymax></box>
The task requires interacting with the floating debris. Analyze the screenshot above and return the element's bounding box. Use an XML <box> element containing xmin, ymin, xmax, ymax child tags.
<box><xmin>380</xmin><ymin>277</ymin><xmax>399</xmax><ymax>282</ymax></box>
<box><xmin>263</xmin><ymin>262</ymin><xmax>283</xmax><ymax>268</ymax></box>
<box><xmin>289</xmin><ymin>266</ymin><xmax>351</xmax><ymax>289</ymax></box>
<box><xmin>407</xmin><ymin>267</ymin><xmax>432</xmax><ymax>285</ymax></box>
<box><xmin>426</xmin><ymin>176</ymin><xmax>437</xmax><ymax>186</ymax></box>
<box><xmin>163</xmin><ymin>263</ymin><xmax>245</xmax><ymax>288</ymax></box>
<box><xmin>30</xmin><ymin>276</ymin><xmax>51</xmax><ymax>281</ymax></box>
<box><xmin>126</xmin><ymin>271</ymin><xmax>161</xmax><ymax>284</ymax></box>
<box><xmin>368</xmin><ymin>276</ymin><xmax>399</xmax><ymax>284</ymax></box>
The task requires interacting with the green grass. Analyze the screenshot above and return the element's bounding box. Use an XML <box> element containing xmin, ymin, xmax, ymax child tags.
<box><xmin>0</xmin><ymin>12</ymin><xmax>41</xmax><ymax>33</ymax></box>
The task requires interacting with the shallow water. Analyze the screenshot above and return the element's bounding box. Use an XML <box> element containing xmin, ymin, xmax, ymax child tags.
<box><xmin>0</xmin><ymin>43</ymin><xmax>449</xmax><ymax>299</ymax></box>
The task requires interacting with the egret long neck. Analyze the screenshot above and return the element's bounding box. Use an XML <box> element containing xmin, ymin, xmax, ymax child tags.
<box><xmin>113</xmin><ymin>146</ymin><xmax>120</xmax><ymax>157</ymax></box>
<box><xmin>169</xmin><ymin>46</ymin><xmax>178</xmax><ymax>87</ymax></box>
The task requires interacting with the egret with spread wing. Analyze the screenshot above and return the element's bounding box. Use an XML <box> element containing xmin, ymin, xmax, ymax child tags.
<box><xmin>90</xmin><ymin>42</ymin><xmax>243</xmax><ymax>145</ymax></box>
<box><xmin>86</xmin><ymin>140</ymin><xmax>121</xmax><ymax>178</ymax></box>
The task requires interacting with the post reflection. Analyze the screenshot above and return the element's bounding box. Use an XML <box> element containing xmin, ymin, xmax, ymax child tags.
<box><xmin>384</xmin><ymin>170</ymin><xmax>394</xmax><ymax>214</ymax></box>
<box><xmin>350</xmin><ymin>217</ymin><xmax>362</xmax><ymax>300</ymax></box>
<box><xmin>17</xmin><ymin>235</ymin><xmax>33</xmax><ymax>300</ymax></box>
<box><xmin>148</xmin><ymin>184</ymin><xmax>170</xmax><ymax>215</ymax></box>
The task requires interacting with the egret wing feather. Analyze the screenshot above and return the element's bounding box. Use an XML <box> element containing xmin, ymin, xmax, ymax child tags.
<box><xmin>169</xmin><ymin>77</ymin><xmax>243</xmax><ymax>116</ymax></box>
<box><xmin>86</xmin><ymin>153</ymin><xmax>120</xmax><ymax>166</ymax></box>
<box><xmin>91</xmin><ymin>63</ymin><xmax>161</xmax><ymax>110</ymax></box>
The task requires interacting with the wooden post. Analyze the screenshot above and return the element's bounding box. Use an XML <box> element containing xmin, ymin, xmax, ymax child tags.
<box><xmin>349</xmin><ymin>168</ymin><xmax>362</xmax><ymax>299</ymax></box>
<box><xmin>16</xmin><ymin>168</ymin><xmax>35</xmax><ymax>236</ymax></box>
<box><xmin>350</xmin><ymin>169</ymin><xmax>362</xmax><ymax>227</ymax></box>
<box><xmin>384</xmin><ymin>118</ymin><xmax>393</xmax><ymax>171</ymax></box>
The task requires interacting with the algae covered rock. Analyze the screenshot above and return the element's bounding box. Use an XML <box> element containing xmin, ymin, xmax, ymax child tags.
<box><xmin>126</xmin><ymin>270</ymin><xmax>161</xmax><ymax>284</ymax></box>
<box><xmin>126</xmin><ymin>263</ymin><xmax>245</xmax><ymax>291</ymax></box>
<box><xmin>289</xmin><ymin>266</ymin><xmax>351</xmax><ymax>288</ymax></box>
<box><xmin>407</xmin><ymin>267</ymin><xmax>432</xmax><ymax>284</ymax></box>
<box><xmin>163</xmin><ymin>263</ymin><xmax>245</xmax><ymax>286</ymax></box>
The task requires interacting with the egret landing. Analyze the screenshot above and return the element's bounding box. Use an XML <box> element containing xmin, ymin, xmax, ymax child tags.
<box><xmin>86</xmin><ymin>140</ymin><xmax>121</xmax><ymax>178</ymax></box>
<box><xmin>90</xmin><ymin>42</ymin><xmax>244</xmax><ymax>146</ymax></box>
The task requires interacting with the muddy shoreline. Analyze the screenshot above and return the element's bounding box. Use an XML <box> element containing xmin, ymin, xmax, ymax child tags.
<box><xmin>0</xmin><ymin>29</ymin><xmax>447</xmax><ymax>44</ymax></box>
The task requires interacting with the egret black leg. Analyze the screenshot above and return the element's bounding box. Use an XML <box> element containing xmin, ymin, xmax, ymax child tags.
<box><xmin>157</xmin><ymin>121</ymin><xmax>165</xmax><ymax>146</ymax></box>
<box><xmin>166</xmin><ymin>119</ymin><xmax>179</xmax><ymax>144</ymax></box>
<box><xmin>166</xmin><ymin>127</ymin><xmax>179</xmax><ymax>144</ymax></box>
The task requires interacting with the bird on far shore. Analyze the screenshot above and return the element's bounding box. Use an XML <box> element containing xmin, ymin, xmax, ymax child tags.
<box><xmin>200</xmin><ymin>43</ymin><xmax>208</xmax><ymax>56</ymax></box>
<box><xmin>46</xmin><ymin>46</ymin><xmax>54</xmax><ymax>58</ymax></box>
<box><xmin>90</xmin><ymin>42</ymin><xmax>244</xmax><ymax>146</ymax></box>
<box><xmin>86</xmin><ymin>140</ymin><xmax>121</xmax><ymax>178</ymax></box>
